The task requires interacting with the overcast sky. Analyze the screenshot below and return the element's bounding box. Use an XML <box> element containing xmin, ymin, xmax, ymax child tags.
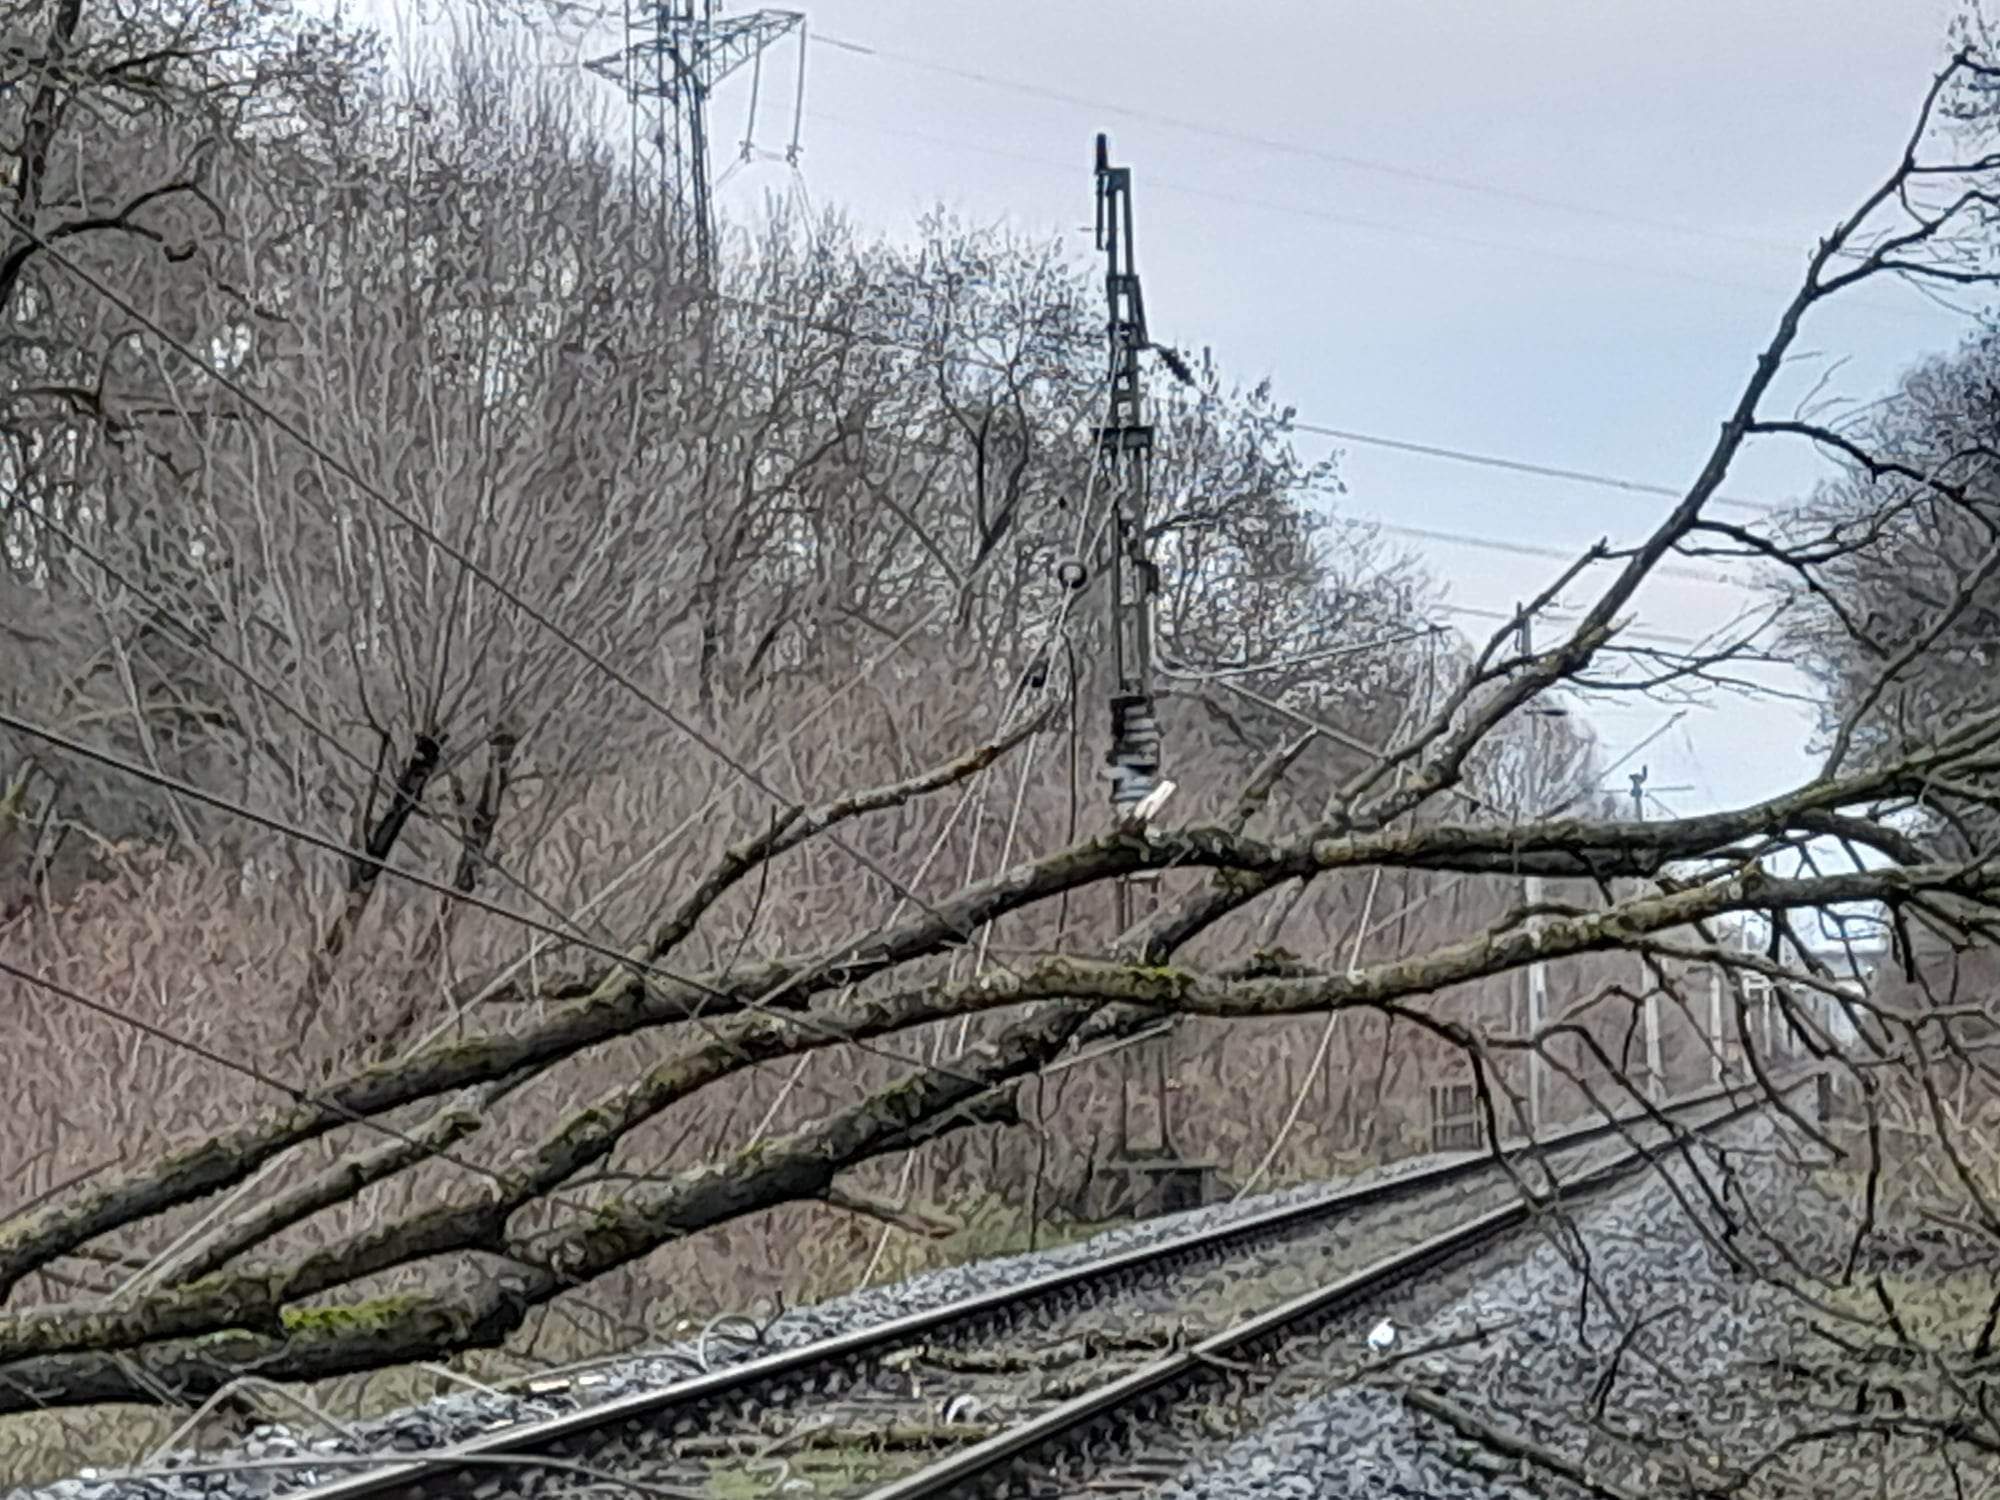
<box><xmin>489</xmin><ymin>0</ymin><xmax>1984</xmax><ymax>819</ymax></box>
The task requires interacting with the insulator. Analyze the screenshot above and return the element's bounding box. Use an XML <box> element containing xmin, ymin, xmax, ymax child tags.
<box><xmin>1107</xmin><ymin>768</ymin><xmax>1156</xmax><ymax>807</ymax></box>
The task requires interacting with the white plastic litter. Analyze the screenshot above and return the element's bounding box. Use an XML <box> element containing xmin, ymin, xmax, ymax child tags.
<box><xmin>1366</xmin><ymin>1318</ymin><xmax>1396</xmax><ymax>1351</ymax></box>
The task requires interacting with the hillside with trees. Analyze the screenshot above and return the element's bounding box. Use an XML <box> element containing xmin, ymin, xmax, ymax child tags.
<box><xmin>8</xmin><ymin>1</ymin><xmax>2000</xmax><ymax>1491</ymax></box>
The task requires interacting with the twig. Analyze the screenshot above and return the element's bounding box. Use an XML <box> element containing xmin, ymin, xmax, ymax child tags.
<box><xmin>822</xmin><ymin>1183</ymin><xmax>962</xmax><ymax>1239</ymax></box>
<box><xmin>1399</xmin><ymin>1385</ymin><xmax>1645</xmax><ymax>1500</ymax></box>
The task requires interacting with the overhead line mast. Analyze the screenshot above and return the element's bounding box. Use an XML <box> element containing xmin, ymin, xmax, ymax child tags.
<box><xmin>1094</xmin><ymin>132</ymin><xmax>1180</xmax><ymax>935</ymax></box>
<box><xmin>1091</xmin><ymin>135</ymin><xmax>1198</xmax><ymax>1196</ymax></box>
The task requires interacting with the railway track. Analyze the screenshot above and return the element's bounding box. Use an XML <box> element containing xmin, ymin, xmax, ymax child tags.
<box><xmin>270</xmin><ymin>1079</ymin><xmax>1782</xmax><ymax>1500</ymax></box>
<box><xmin>862</xmin><ymin>1082</ymin><xmax>1780</xmax><ymax>1499</ymax></box>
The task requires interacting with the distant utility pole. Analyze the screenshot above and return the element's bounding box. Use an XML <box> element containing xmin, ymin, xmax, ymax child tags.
<box><xmin>1707</xmin><ymin>947</ymin><xmax>1726</xmax><ymax>1086</ymax></box>
<box><xmin>1518</xmin><ymin>609</ymin><xmax>1549</xmax><ymax>1134</ymax></box>
<box><xmin>1094</xmin><ymin>132</ymin><xmax>1171</xmax><ymax>935</ymax></box>
<box><xmin>589</xmin><ymin>1</ymin><xmax>805</xmax><ymax>285</ymax></box>
<box><xmin>1628</xmin><ymin>766</ymin><xmax>1665</xmax><ymax>1101</ymax></box>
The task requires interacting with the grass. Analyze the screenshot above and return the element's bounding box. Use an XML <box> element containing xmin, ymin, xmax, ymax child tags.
<box><xmin>797</xmin><ymin>1191</ymin><xmax>1130</xmax><ymax>1303</ymax></box>
<box><xmin>705</xmin><ymin>1443</ymin><xmax>889</xmax><ymax>1498</ymax></box>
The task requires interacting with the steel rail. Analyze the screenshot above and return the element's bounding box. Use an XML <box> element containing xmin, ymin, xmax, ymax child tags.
<box><xmin>279</xmin><ymin>1077</ymin><xmax>1772</xmax><ymax>1500</ymax></box>
<box><xmin>860</xmin><ymin>1077</ymin><xmax>1797</xmax><ymax>1500</ymax></box>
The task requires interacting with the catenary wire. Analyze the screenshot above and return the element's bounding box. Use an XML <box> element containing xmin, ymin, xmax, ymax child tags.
<box><xmin>7</xmin><ymin>240</ymin><xmax>1749</xmax><ymax>884</ymax></box>
<box><xmin>1367</xmin><ymin>521</ymin><xmax>1743</xmax><ymax>587</ymax></box>
<box><xmin>699</xmin><ymin>292</ymin><xmax>1792</xmax><ymax>559</ymax></box>
<box><xmin>1435</xmin><ymin>603</ymin><xmax>1700</xmax><ymax>650</ymax></box>
<box><xmin>807</xmin><ymin>34</ymin><xmax>1833</xmax><ymax>264</ymax></box>
<box><xmin>0</xmin><ymin>707</ymin><xmax>1014</xmax><ymax>1098</ymax></box>
<box><xmin>1</xmin><ymin>209</ymin><xmax>1195</xmax><ymax>1203</ymax></box>
<box><xmin>0</xmin><ymin>960</ymin><xmax>804</xmax><ymax>1255</ymax></box>
<box><xmin>10</xmin><ymin>179</ymin><xmax>1781</xmax><ymax>1105</ymax></box>
<box><xmin>715</xmin><ymin>284</ymin><xmax>1783</xmax><ymax>590</ymax></box>
<box><xmin>9</xmin><ymin>522</ymin><xmax>1066</xmax><ymax>1154</ymax></box>
<box><xmin>0</xmin><ymin>720</ymin><xmax>1059</xmax><ymax>1289</ymax></box>
<box><xmin>1</xmin><ymin>309</ymin><xmax>1129</xmax><ymax>1250</ymax></box>
<box><xmin>0</xmin><ymin>105</ymin><xmax>1793</xmax><ymax>1305</ymax></box>
<box><xmin>17</xmin><ymin>509</ymin><xmax>631</xmax><ymax>962</ymax></box>
<box><xmin>793</xmin><ymin>105</ymin><xmax>1919</xmax><ymax>323</ymax></box>
<box><xmin>1291</xmin><ymin>422</ymin><xmax>1776</xmax><ymax>516</ymax></box>
<box><xmin>4</xmin><ymin>234</ymin><xmax>1138</xmax><ymax>1252</ymax></box>
<box><xmin>558</xmin><ymin>356</ymin><xmax>1128</xmax><ymax>1171</ymax></box>
<box><xmin>409</xmin><ymin>286</ymin><xmax>1796</xmax><ymax>535</ymax></box>
<box><xmin>0</xmin><ymin>957</ymin><xmax>550</xmax><ymax>1208</ymax></box>
<box><xmin>0</xmin><ymin>708</ymin><xmax>726</xmax><ymax>1010</ymax></box>
<box><xmin>4</xmin><ymin>369</ymin><xmax>1149</xmax><ymax>1183</ymax></box>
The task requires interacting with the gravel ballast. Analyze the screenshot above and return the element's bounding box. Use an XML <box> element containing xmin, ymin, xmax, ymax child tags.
<box><xmin>4</xmin><ymin>1139</ymin><xmax>1503</xmax><ymax>1500</ymax></box>
<box><xmin>15</xmin><ymin>1101</ymin><xmax>1848</xmax><ymax>1500</ymax></box>
<box><xmin>1150</xmin><ymin>1112</ymin><xmax>1952</xmax><ymax>1500</ymax></box>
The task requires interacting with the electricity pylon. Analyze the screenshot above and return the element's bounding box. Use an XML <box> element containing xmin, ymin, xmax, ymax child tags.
<box><xmin>588</xmin><ymin>2</ymin><xmax>805</xmax><ymax>285</ymax></box>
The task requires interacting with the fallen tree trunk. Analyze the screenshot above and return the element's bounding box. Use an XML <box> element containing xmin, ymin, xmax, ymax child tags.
<box><xmin>0</xmin><ymin>1005</ymin><xmax>1076</xmax><ymax>1410</ymax></box>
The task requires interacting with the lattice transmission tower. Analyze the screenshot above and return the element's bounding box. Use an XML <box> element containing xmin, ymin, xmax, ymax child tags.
<box><xmin>588</xmin><ymin>1</ymin><xmax>806</xmax><ymax>285</ymax></box>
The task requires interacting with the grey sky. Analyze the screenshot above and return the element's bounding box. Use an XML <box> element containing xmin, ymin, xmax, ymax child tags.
<box><xmin>674</xmin><ymin>0</ymin><xmax>1971</xmax><ymax>819</ymax></box>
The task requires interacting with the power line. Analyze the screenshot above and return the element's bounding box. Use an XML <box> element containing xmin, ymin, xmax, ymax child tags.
<box><xmin>809</xmin><ymin>35</ymin><xmax>1813</xmax><ymax>263</ymax></box>
<box><xmin>0</xmin><ymin>703</ymin><xmax>1036</xmax><ymax>1111</ymax></box>
<box><xmin>3</xmin><ymin>236</ymin><xmax>1078</xmax><ymax>1284</ymax></box>
<box><xmin>18</xmin><ymin>162</ymin><xmax>1394</xmax><ymax>1190</ymax></box>
<box><xmin>0</xmin><ymin>128</ymin><xmax>1799</xmax><ymax>1284</ymax></box>
<box><xmin>471</xmin><ymin>279</ymin><xmax>1781</xmax><ymax>547</ymax></box>
<box><xmin>799</xmin><ymin>38</ymin><xmax>1929</xmax><ymax>326</ymax></box>
<box><xmin>1367</xmin><ymin>521</ymin><xmax>1747</xmax><ymax>588</ymax></box>
<box><xmin>1162</xmin><ymin>626</ymin><xmax>1449</xmax><ymax>681</ymax></box>
<box><xmin>0</xmin><ymin>956</ymin><xmax>546</xmax><ymax>1207</ymax></box>
<box><xmin>797</xmin><ymin>106</ymin><xmax>1917</xmax><ymax>321</ymax></box>
<box><xmin>0</xmin><ymin>207</ymin><xmax>1012</xmax><ymax>989</ymax></box>
<box><xmin>702</xmin><ymin>249</ymin><xmax>1805</xmax><ymax>538</ymax></box>
<box><xmin>24</xmin><ymin>508</ymin><xmax>1025</xmax><ymax>1119</ymax></box>
<box><xmin>1293</xmin><ymin>422</ymin><xmax>1777</xmax><ymax>516</ymax></box>
<box><xmin>434</xmin><ymin>270</ymin><xmax>1802</xmax><ymax>530</ymax></box>
<box><xmin>0</xmin><ymin>610</ymin><xmax>1099</xmax><ymax>1268</ymax></box>
<box><xmin>18</xmin><ymin>379</ymin><xmax>1081</xmax><ymax>1019</ymax></box>
<box><xmin>330</xmin><ymin>258</ymin><xmax>1789</xmax><ymax>744</ymax></box>
<box><xmin>21</xmin><ymin>510</ymin><xmax>612</xmax><ymax>960</ymax></box>
<box><xmin>11</xmin><ymin>223</ymin><xmax>1782</xmax><ymax>847</ymax></box>
<box><xmin>18</xmin><ymin>463</ymin><xmax>1122</xmax><ymax>1160</ymax></box>
<box><xmin>0</xmin><ymin>301</ymin><xmax>1141</xmax><ymax>1101</ymax></box>
<box><xmin>0</xmin><ymin>706</ymin><xmax>735</xmax><ymax>1008</ymax></box>
<box><xmin>13</xmin><ymin>187</ymin><xmax>1785</xmax><ymax>795</ymax></box>
<box><xmin>4</xmin><ymin>200</ymin><xmax>1169</xmax><ymax>1161</ymax></box>
<box><xmin>1435</xmin><ymin>603</ymin><xmax>1701</xmax><ymax>650</ymax></box>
